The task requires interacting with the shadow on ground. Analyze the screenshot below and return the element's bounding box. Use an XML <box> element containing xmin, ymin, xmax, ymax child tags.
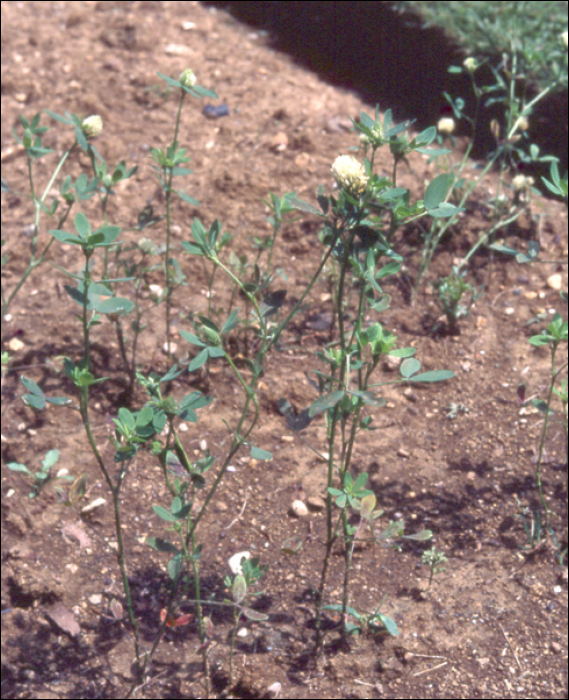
<box><xmin>203</xmin><ymin>1</ymin><xmax>568</xmax><ymax>176</ymax></box>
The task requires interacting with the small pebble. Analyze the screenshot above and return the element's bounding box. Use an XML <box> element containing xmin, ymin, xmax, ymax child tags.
<box><xmin>547</xmin><ymin>273</ymin><xmax>562</xmax><ymax>291</ymax></box>
<box><xmin>266</xmin><ymin>682</ymin><xmax>282</xmax><ymax>698</ymax></box>
<box><xmin>203</xmin><ymin>104</ymin><xmax>230</xmax><ymax>119</ymax></box>
<box><xmin>81</xmin><ymin>498</ymin><xmax>106</xmax><ymax>514</ymax></box>
<box><xmin>7</xmin><ymin>338</ymin><xmax>25</xmax><ymax>352</ymax></box>
<box><xmin>270</xmin><ymin>132</ymin><xmax>288</xmax><ymax>152</ymax></box>
<box><xmin>290</xmin><ymin>500</ymin><xmax>308</xmax><ymax>518</ymax></box>
<box><xmin>229</xmin><ymin>551</ymin><xmax>250</xmax><ymax>575</ymax></box>
<box><xmin>307</xmin><ymin>496</ymin><xmax>325</xmax><ymax>511</ymax></box>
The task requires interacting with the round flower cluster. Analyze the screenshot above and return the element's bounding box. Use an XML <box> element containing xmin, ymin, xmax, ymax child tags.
<box><xmin>512</xmin><ymin>174</ymin><xmax>534</xmax><ymax>191</ymax></box>
<box><xmin>331</xmin><ymin>155</ymin><xmax>369</xmax><ymax>196</ymax></box>
<box><xmin>463</xmin><ymin>57</ymin><xmax>478</xmax><ymax>73</ymax></box>
<box><xmin>437</xmin><ymin>117</ymin><xmax>455</xmax><ymax>135</ymax></box>
<box><xmin>81</xmin><ymin>115</ymin><xmax>103</xmax><ymax>139</ymax></box>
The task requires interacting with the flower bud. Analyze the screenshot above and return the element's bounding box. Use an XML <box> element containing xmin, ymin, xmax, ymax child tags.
<box><xmin>490</xmin><ymin>119</ymin><xmax>500</xmax><ymax>140</ymax></box>
<box><xmin>81</xmin><ymin>115</ymin><xmax>103</xmax><ymax>139</ymax></box>
<box><xmin>561</xmin><ymin>31</ymin><xmax>568</xmax><ymax>49</ymax></box>
<box><xmin>179</xmin><ymin>68</ymin><xmax>197</xmax><ymax>88</ymax></box>
<box><xmin>331</xmin><ymin>155</ymin><xmax>369</xmax><ymax>196</ymax></box>
<box><xmin>516</xmin><ymin>116</ymin><xmax>529</xmax><ymax>132</ymax></box>
<box><xmin>437</xmin><ymin>117</ymin><xmax>455</xmax><ymax>135</ymax></box>
<box><xmin>202</xmin><ymin>325</ymin><xmax>222</xmax><ymax>347</ymax></box>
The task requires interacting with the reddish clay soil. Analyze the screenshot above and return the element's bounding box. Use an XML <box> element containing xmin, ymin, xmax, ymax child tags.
<box><xmin>1</xmin><ymin>2</ymin><xmax>567</xmax><ymax>699</ymax></box>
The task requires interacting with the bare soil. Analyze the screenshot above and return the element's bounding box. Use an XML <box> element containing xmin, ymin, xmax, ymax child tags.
<box><xmin>1</xmin><ymin>2</ymin><xmax>567</xmax><ymax>699</ymax></box>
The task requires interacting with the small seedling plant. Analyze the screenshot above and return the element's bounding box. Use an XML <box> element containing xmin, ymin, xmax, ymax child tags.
<box><xmin>433</xmin><ymin>265</ymin><xmax>483</xmax><ymax>334</ymax></box>
<box><xmin>7</xmin><ymin>449</ymin><xmax>72</xmax><ymax>499</ymax></box>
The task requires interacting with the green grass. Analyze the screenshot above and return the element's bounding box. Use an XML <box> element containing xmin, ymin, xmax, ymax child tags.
<box><xmin>391</xmin><ymin>0</ymin><xmax>568</xmax><ymax>92</ymax></box>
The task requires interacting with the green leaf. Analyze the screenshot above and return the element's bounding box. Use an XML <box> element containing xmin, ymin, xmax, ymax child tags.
<box><xmin>400</xmin><ymin>358</ymin><xmax>421</xmax><ymax>378</ymax></box>
<box><xmin>528</xmin><ymin>334</ymin><xmax>554</xmax><ymax>347</ymax></box>
<box><xmin>94</xmin><ymin>297</ymin><xmax>135</xmax><ymax>315</ymax></box>
<box><xmin>360</xmin><ymin>493</ymin><xmax>376</xmax><ymax>518</ymax></box>
<box><xmin>176</xmin><ymin>191</ymin><xmax>199</xmax><ymax>206</ymax></box>
<box><xmin>74</xmin><ymin>212</ymin><xmax>91</xmax><ymax>239</ymax></box>
<box><xmin>353</xmin><ymin>472</ymin><xmax>369</xmax><ymax>492</ymax></box>
<box><xmin>232</xmin><ymin>575</ymin><xmax>247</xmax><ymax>604</ymax></box>
<box><xmin>259</xmin><ymin>290</ymin><xmax>287</xmax><ymax>318</ymax></box>
<box><xmin>288</xmin><ymin>196</ymin><xmax>325</xmax><ymax>216</ymax></box>
<box><xmin>42</xmin><ymin>449</ymin><xmax>59</xmax><ymax>469</ymax></box>
<box><xmin>178</xmin><ymin>392</ymin><xmax>212</xmax><ymax>422</ymax></box>
<box><xmin>309</xmin><ymin>391</ymin><xmax>345</xmax><ymax>418</ymax></box>
<box><xmin>180</xmin><ymin>330</ymin><xmax>206</xmax><ymax>347</ymax></box>
<box><xmin>378</xmin><ymin>613</ymin><xmax>399</xmax><ymax>636</ymax></box>
<box><xmin>281</xmin><ymin>535</ymin><xmax>303</xmax><ymax>555</ymax></box>
<box><xmin>414</xmin><ymin>126</ymin><xmax>437</xmax><ymax>146</ymax></box>
<box><xmin>144</xmin><ymin>536</ymin><xmax>179</xmax><ymax>554</ymax></box>
<box><xmin>222</xmin><ymin>308</ymin><xmax>240</xmax><ymax>334</ymax></box>
<box><xmin>180</xmin><ymin>241</ymin><xmax>204</xmax><ymax>256</ymax></box>
<box><xmin>251</xmin><ymin>446</ymin><xmax>273</xmax><ymax>460</ymax></box>
<box><xmin>191</xmin><ymin>85</ymin><xmax>219</xmax><ymax>99</ymax></box>
<box><xmin>424</xmin><ymin>173</ymin><xmax>452</xmax><ymax>211</ymax></box>
<box><xmin>46</xmin><ymin>396</ymin><xmax>72</xmax><ymax>407</ymax></box>
<box><xmin>428</xmin><ymin>202</ymin><xmax>463</xmax><ymax>218</ymax></box>
<box><xmin>156</xmin><ymin>71</ymin><xmax>182</xmax><ymax>87</ymax></box>
<box><xmin>51</xmin><ymin>229</ymin><xmax>82</xmax><ymax>246</ymax></box>
<box><xmin>376</xmin><ymin>261</ymin><xmax>401</xmax><ymax>280</ymax></box>
<box><xmin>531</xmin><ymin>398</ymin><xmax>554</xmax><ymax>415</ymax></box>
<box><xmin>388</xmin><ymin>347</ymin><xmax>416</xmax><ymax>358</ymax></box>
<box><xmin>153</xmin><ymin>505</ymin><xmax>176</xmax><ymax>522</ymax></box>
<box><xmin>168</xmin><ymin>555</ymin><xmax>183</xmax><ymax>581</ymax></box>
<box><xmin>7</xmin><ymin>462</ymin><xmax>31</xmax><ymax>475</ymax></box>
<box><xmin>348</xmin><ymin>389</ymin><xmax>385</xmax><ymax>408</ymax></box>
<box><xmin>21</xmin><ymin>376</ymin><xmax>44</xmax><ymax>396</ymax></box>
<box><xmin>240</xmin><ymin>606</ymin><xmax>269</xmax><ymax>621</ymax></box>
<box><xmin>403</xmin><ymin>529</ymin><xmax>432</xmax><ymax>541</ymax></box>
<box><xmin>21</xmin><ymin>376</ymin><xmax>46</xmax><ymax>409</ymax></box>
<box><xmin>410</xmin><ymin>370</ymin><xmax>455</xmax><ymax>382</ymax></box>
<box><xmin>188</xmin><ymin>348</ymin><xmax>209</xmax><ymax>371</ymax></box>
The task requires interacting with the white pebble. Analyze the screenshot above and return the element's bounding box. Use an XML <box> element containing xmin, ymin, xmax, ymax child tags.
<box><xmin>229</xmin><ymin>551</ymin><xmax>250</xmax><ymax>575</ymax></box>
<box><xmin>290</xmin><ymin>500</ymin><xmax>308</xmax><ymax>518</ymax></box>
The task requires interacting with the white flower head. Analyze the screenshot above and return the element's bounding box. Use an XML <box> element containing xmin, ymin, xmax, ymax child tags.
<box><xmin>561</xmin><ymin>31</ymin><xmax>568</xmax><ymax>49</ymax></box>
<box><xmin>513</xmin><ymin>174</ymin><xmax>534</xmax><ymax>191</ymax></box>
<box><xmin>81</xmin><ymin>115</ymin><xmax>103</xmax><ymax>139</ymax></box>
<box><xmin>463</xmin><ymin>57</ymin><xmax>478</xmax><ymax>73</ymax></box>
<box><xmin>437</xmin><ymin>117</ymin><xmax>455</xmax><ymax>135</ymax></box>
<box><xmin>179</xmin><ymin>68</ymin><xmax>197</xmax><ymax>88</ymax></box>
<box><xmin>331</xmin><ymin>155</ymin><xmax>369</xmax><ymax>196</ymax></box>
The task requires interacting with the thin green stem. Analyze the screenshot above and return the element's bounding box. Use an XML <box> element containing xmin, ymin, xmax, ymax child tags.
<box><xmin>535</xmin><ymin>346</ymin><xmax>567</xmax><ymax>526</ymax></box>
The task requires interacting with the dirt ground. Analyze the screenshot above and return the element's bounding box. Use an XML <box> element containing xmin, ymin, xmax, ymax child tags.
<box><xmin>1</xmin><ymin>2</ymin><xmax>568</xmax><ymax>699</ymax></box>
